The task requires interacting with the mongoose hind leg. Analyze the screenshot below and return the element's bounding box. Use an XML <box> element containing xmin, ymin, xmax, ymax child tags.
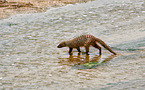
<box><xmin>93</xmin><ymin>42</ymin><xmax>102</xmax><ymax>55</ymax></box>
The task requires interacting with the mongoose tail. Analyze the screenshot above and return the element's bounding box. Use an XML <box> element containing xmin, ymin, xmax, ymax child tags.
<box><xmin>95</xmin><ymin>38</ymin><xmax>117</xmax><ymax>55</ymax></box>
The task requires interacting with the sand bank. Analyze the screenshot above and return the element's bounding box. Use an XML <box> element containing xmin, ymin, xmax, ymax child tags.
<box><xmin>0</xmin><ymin>0</ymin><xmax>92</xmax><ymax>19</ymax></box>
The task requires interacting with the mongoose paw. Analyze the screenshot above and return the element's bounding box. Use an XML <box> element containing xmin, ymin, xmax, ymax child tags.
<box><xmin>78</xmin><ymin>52</ymin><xmax>81</xmax><ymax>55</ymax></box>
<box><xmin>69</xmin><ymin>52</ymin><xmax>73</xmax><ymax>55</ymax></box>
<box><xmin>86</xmin><ymin>52</ymin><xmax>89</xmax><ymax>55</ymax></box>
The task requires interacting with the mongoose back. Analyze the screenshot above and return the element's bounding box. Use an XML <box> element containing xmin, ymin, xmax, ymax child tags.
<box><xmin>57</xmin><ymin>34</ymin><xmax>117</xmax><ymax>55</ymax></box>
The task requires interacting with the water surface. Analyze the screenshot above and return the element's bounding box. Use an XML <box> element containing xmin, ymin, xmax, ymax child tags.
<box><xmin>0</xmin><ymin>0</ymin><xmax>145</xmax><ymax>89</ymax></box>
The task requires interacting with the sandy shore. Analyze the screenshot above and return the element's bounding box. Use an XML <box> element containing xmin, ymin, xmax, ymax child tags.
<box><xmin>0</xmin><ymin>0</ymin><xmax>92</xmax><ymax>19</ymax></box>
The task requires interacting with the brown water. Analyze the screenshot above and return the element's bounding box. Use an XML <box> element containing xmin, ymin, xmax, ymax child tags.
<box><xmin>0</xmin><ymin>0</ymin><xmax>145</xmax><ymax>89</ymax></box>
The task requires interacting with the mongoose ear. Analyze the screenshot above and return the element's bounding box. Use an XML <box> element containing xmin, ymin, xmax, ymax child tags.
<box><xmin>62</xmin><ymin>41</ymin><xmax>66</xmax><ymax>47</ymax></box>
<box><xmin>63</xmin><ymin>41</ymin><xmax>66</xmax><ymax>45</ymax></box>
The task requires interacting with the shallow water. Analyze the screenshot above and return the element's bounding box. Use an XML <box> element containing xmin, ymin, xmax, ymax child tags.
<box><xmin>0</xmin><ymin>0</ymin><xmax>145</xmax><ymax>89</ymax></box>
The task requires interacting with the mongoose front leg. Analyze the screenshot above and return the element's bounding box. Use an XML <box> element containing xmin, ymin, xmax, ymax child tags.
<box><xmin>85</xmin><ymin>46</ymin><xmax>89</xmax><ymax>55</ymax></box>
<box><xmin>84</xmin><ymin>38</ymin><xmax>91</xmax><ymax>55</ymax></box>
<box><xmin>77</xmin><ymin>47</ymin><xmax>81</xmax><ymax>52</ymax></box>
<box><xmin>69</xmin><ymin>47</ymin><xmax>73</xmax><ymax>54</ymax></box>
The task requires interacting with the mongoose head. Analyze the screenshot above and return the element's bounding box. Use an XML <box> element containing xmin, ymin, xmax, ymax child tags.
<box><xmin>57</xmin><ymin>41</ymin><xmax>66</xmax><ymax>48</ymax></box>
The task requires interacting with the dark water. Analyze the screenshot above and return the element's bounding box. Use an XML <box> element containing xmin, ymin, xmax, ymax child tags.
<box><xmin>0</xmin><ymin>0</ymin><xmax>145</xmax><ymax>89</ymax></box>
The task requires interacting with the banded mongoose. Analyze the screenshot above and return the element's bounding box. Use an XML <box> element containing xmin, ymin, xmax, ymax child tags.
<box><xmin>57</xmin><ymin>34</ymin><xmax>117</xmax><ymax>55</ymax></box>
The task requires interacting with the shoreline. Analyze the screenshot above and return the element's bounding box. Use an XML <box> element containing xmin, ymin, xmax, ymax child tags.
<box><xmin>0</xmin><ymin>0</ymin><xmax>93</xmax><ymax>20</ymax></box>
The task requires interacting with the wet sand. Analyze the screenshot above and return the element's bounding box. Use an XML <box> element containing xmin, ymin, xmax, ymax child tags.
<box><xmin>0</xmin><ymin>0</ymin><xmax>92</xmax><ymax>19</ymax></box>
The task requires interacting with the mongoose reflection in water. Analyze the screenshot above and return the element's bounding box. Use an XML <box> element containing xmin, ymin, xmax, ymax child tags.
<box><xmin>57</xmin><ymin>35</ymin><xmax>117</xmax><ymax>55</ymax></box>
